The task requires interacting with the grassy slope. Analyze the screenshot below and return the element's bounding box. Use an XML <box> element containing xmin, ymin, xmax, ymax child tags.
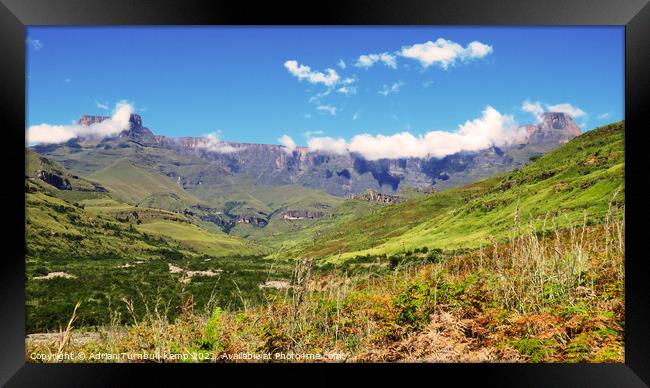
<box><xmin>89</xmin><ymin>158</ymin><xmax>201</xmax><ymax>205</ymax></box>
<box><xmin>137</xmin><ymin>220</ymin><xmax>259</xmax><ymax>257</ymax></box>
<box><xmin>295</xmin><ymin>122</ymin><xmax>624</xmax><ymax>261</ymax></box>
<box><xmin>238</xmin><ymin>199</ymin><xmax>380</xmax><ymax>253</ymax></box>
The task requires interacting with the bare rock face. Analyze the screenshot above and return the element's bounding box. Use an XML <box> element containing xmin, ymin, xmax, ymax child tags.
<box><xmin>527</xmin><ymin>112</ymin><xmax>582</xmax><ymax>144</ymax></box>
<box><xmin>35</xmin><ymin>169</ymin><xmax>71</xmax><ymax>190</ymax></box>
<box><xmin>78</xmin><ymin>115</ymin><xmax>110</xmax><ymax>126</ymax></box>
<box><xmin>78</xmin><ymin>114</ymin><xmax>156</xmax><ymax>144</ymax></box>
<box><xmin>42</xmin><ymin>112</ymin><xmax>585</xmax><ymax>198</ymax></box>
<box><xmin>279</xmin><ymin>210</ymin><xmax>325</xmax><ymax>220</ymax></box>
<box><xmin>349</xmin><ymin>189</ymin><xmax>405</xmax><ymax>204</ymax></box>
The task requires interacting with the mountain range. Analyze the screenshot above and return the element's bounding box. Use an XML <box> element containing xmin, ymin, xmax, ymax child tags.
<box><xmin>29</xmin><ymin>111</ymin><xmax>582</xmax><ymax>237</ymax></box>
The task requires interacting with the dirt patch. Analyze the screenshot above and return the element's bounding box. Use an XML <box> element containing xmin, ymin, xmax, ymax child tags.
<box><xmin>27</xmin><ymin>332</ymin><xmax>101</xmax><ymax>347</ymax></box>
<box><xmin>258</xmin><ymin>280</ymin><xmax>293</xmax><ymax>289</ymax></box>
<box><xmin>33</xmin><ymin>272</ymin><xmax>77</xmax><ymax>280</ymax></box>
<box><xmin>168</xmin><ymin>263</ymin><xmax>222</xmax><ymax>284</ymax></box>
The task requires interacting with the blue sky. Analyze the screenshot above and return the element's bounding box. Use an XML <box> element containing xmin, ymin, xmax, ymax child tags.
<box><xmin>26</xmin><ymin>26</ymin><xmax>624</xmax><ymax>148</ymax></box>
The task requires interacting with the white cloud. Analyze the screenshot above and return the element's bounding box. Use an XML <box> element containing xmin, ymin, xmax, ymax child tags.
<box><xmin>307</xmin><ymin>106</ymin><xmax>527</xmax><ymax>160</ymax></box>
<box><xmin>27</xmin><ymin>101</ymin><xmax>134</xmax><ymax>145</ymax></box>
<box><xmin>196</xmin><ymin>132</ymin><xmax>240</xmax><ymax>154</ymax></box>
<box><xmin>378</xmin><ymin>82</ymin><xmax>403</xmax><ymax>96</ymax></box>
<box><xmin>337</xmin><ymin>59</ymin><xmax>346</xmax><ymax>69</ymax></box>
<box><xmin>303</xmin><ymin>113</ymin><xmax>312</xmax><ymax>119</ymax></box>
<box><xmin>308</xmin><ymin>89</ymin><xmax>332</xmax><ymax>104</ymax></box>
<box><xmin>284</xmin><ymin>60</ymin><xmax>340</xmax><ymax>87</ymax></box>
<box><xmin>352</xmin><ymin>111</ymin><xmax>360</xmax><ymax>120</ymax></box>
<box><xmin>355</xmin><ymin>52</ymin><xmax>397</xmax><ymax>69</ymax></box>
<box><xmin>317</xmin><ymin>105</ymin><xmax>337</xmax><ymax>116</ymax></box>
<box><xmin>546</xmin><ymin>103</ymin><xmax>586</xmax><ymax>118</ymax></box>
<box><xmin>522</xmin><ymin>100</ymin><xmax>587</xmax><ymax>121</ymax></box>
<box><xmin>95</xmin><ymin>100</ymin><xmax>109</xmax><ymax>110</ymax></box>
<box><xmin>337</xmin><ymin>86</ymin><xmax>357</xmax><ymax>95</ymax></box>
<box><xmin>307</xmin><ymin>136</ymin><xmax>349</xmax><ymax>155</ymax></box>
<box><xmin>278</xmin><ymin>135</ymin><xmax>297</xmax><ymax>154</ymax></box>
<box><xmin>399</xmin><ymin>38</ymin><xmax>493</xmax><ymax>69</ymax></box>
<box><xmin>521</xmin><ymin>100</ymin><xmax>544</xmax><ymax>122</ymax></box>
<box><xmin>336</xmin><ymin>77</ymin><xmax>357</xmax><ymax>95</ymax></box>
<box><xmin>26</xmin><ymin>38</ymin><xmax>44</xmax><ymax>51</ymax></box>
<box><xmin>597</xmin><ymin>113</ymin><xmax>611</xmax><ymax>120</ymax></box>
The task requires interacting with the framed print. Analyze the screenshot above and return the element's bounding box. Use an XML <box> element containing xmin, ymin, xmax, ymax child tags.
<box><xmin>1</xmin><ymin>0</ymin><xmax>649</xmax><ymax>386</ymax></box>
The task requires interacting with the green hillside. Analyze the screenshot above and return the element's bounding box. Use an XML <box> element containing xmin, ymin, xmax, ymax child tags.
<box><xmin>294</xmin><ymin>121</ymin><xmax>625</xmax><ymax>261</ymax></box>
<box><xmin>137</xmin><ymin>220</ymin><xmax>259</xmax><ymax>256</ymax></box>
<box><xmin>89</xmin><ymin>158</ymin><xmax>201</xmax><ymax>205</ymax></box>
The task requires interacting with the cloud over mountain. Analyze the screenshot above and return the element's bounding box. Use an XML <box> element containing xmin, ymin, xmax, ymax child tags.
<box><xmin>27</xmin><ymin>102</ymin><xmax>134</xmax><ymax>144</ymax></box>
<box><xmin>306</xmin><ymin>106</ymin><xmax>528</xmax><ymax>160</ymax></box>
<box><xmin>522</xmin><ymin>100</ymin><xmax>586</xmax><ymax>122</ymax></box>
<box><xmin>196</xmin><ymin>132</ymin><xmax>240</xmax><ymax>154</ymax></box>
<box><xmin>278</xmin><ymin>134</ymin><xmax>297</xmax><ymax>154</ymax></box>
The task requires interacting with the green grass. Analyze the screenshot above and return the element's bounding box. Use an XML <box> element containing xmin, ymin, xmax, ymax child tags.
<box><xmin>89</xmin><ymin>158</ymin><xmax>201</xmax><ymax>205</ymax></box>
<box><xmin>137</xmin><ymin>220</ymin><xmax>260</xmax><ymax>257</ymax></box>
<box><xmin>293</xmin><ymin>122</ymin><xmax>625</xmax><ymax>261</ymax></box>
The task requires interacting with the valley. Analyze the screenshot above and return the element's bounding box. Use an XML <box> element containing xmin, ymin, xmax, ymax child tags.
<box><xmin>25</xmin><ymin>117</ymin><xmax>624</xmax><ymax>363</ymax></box>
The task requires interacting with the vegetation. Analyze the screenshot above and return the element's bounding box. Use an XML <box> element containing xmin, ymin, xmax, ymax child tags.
<box><xmin>24</xmin><ymin>122</ymin><xmax>625</xmax><ymax>363</ymax></box>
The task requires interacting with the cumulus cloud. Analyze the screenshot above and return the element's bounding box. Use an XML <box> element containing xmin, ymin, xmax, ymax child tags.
<box><xmin>26</xmin><ymin>101</ymin><xmax>134</xmax><ymax>145</ymax></box>
<box><xmin>337</xmin><ymin>59</ymin><xmax>346</xmax><ymax>69</ymax></box>
<box><xmin>522</xmin><ymin>100</ymin><xmax>587</xmax><ymax>121</ymax></box>
<box><xmin>307</xmin><ymin>106</ymin><xmax>528</xmax><ymax>160</ymax></box>
<box><xmin>597</xmin><ymin>113</ymin><xmax>611</xmax><ymax>120</ymax></box>
<box><xmin>196</xmin><ymin>132</ymin><xmax>240</xmax><ymax>154</ymax></box>
<box><xmin>399</xmin><ymin>38</ymin><xmax>493</xmax><ymax>69</ymax></box>
<box><xmin>521</xmin><ymin>100</ymin><xmax>544</xmax><ymax>122</ymax></box>
<box><xmin>317</xmin><ymin>105</ymin><xmax>337</xmax><ymax>116</ymax></box>
<box><xmin>378</xmin><ymin>82</ymin><xmax>403</xmax><ymax>96</ymax></box>
<box><xmin>307</xmin><ymin>136</ymin><xmax>349</xmax><ymax>155</ymax></box>
<box><xmin>278</xmin><ymin>135</ymin><xmax>297</xmax><ymax>154</ymax></box>
<box><xmin>284</xmin><ymin>60</ymin><xmax>340</xmax><ymax>87</ymax></box>
<box><xmin>546</xmin><ymin>103</ymin><xmax>586</xmax><ymax>118</ymax></box>
<box><xmin>355</xmin><ymin>52</ymin><xmax>397</xmax><ymax>69</ymax></box>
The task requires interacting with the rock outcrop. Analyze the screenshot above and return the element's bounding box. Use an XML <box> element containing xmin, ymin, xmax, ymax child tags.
<box><xmin>35</xmin><ymin>170</ymin><xmax>71</xmax><ymax>190</ymax></box>
<box><xmin>349</xmin><ymin>189</ymin><xmax>405</xmax><ymax>204</ymax></box>
<box><xmin>280</xmin><ymin>210</ymin><xmax>325</xmax><ymax>220</ymax></box>
<box><xmin>527</xmin><ymin>112</ymin><xmax>582</xmax><ymax>145</ymax></box>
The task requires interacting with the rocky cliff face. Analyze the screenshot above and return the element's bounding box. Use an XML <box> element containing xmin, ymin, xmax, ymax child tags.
<box><xmin>528</xmin><ymin>112</ymin><xmax>582</xmax><ymax>145</ymax></box>
<box><xmin>146</xmin><ymin>112</ymin><xmax>582</xmax><ymax>196</ymax></box>
<box><xmin>279</xmin><ymin>210</ymin><xmax>326</xmax><ymax>220</ymax></box>
<box><xmin>40</xmin><ymin>112</ymin><xmax>583</xmax><ymax>198</ymax></box>
<box><xmin>35</xmin><ymin>170</ymin><xmax>71</xmax><ymax>190</ymax></box>
<box><xmin>349</xmin><ymin>189</ymin><xmax>405</xmax><ymax>204</ymax></box>
<box><xmin>78</xmin><ymin>114</ymin><xmax>156</xmax><ymax>144</ymax></box>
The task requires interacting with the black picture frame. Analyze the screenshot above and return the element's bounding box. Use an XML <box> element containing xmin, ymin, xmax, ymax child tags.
<box><xmin>1</xmin><ymin>0</ymin><xmax>648</xmax><ymax>386</ymax></box>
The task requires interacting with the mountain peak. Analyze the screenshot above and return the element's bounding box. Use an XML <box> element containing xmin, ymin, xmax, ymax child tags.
<box><xmin>77</xmin><ymin>113</ymin><xmax>154</xmax><ymax>143</ymax></box>
<box><xmin>78</xmin><ymin>113</ymin><xmax>143</xmax><ymax>128</ymax></box>
<box><xmin>526</xmin><ymin>112</ymin><xmax>582</xmax><ymax>145</ymax></box>
<box><xmin>539</xmin><ymin>112</ymin><xmax>581</xmax><ymax>134</ymax></box>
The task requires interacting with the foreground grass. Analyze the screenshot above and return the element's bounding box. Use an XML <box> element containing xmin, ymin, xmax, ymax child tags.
<box><xmin>27</xmin><ymin>211</ymin><xmax>624</xmax><ymax>363</ymax></box>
